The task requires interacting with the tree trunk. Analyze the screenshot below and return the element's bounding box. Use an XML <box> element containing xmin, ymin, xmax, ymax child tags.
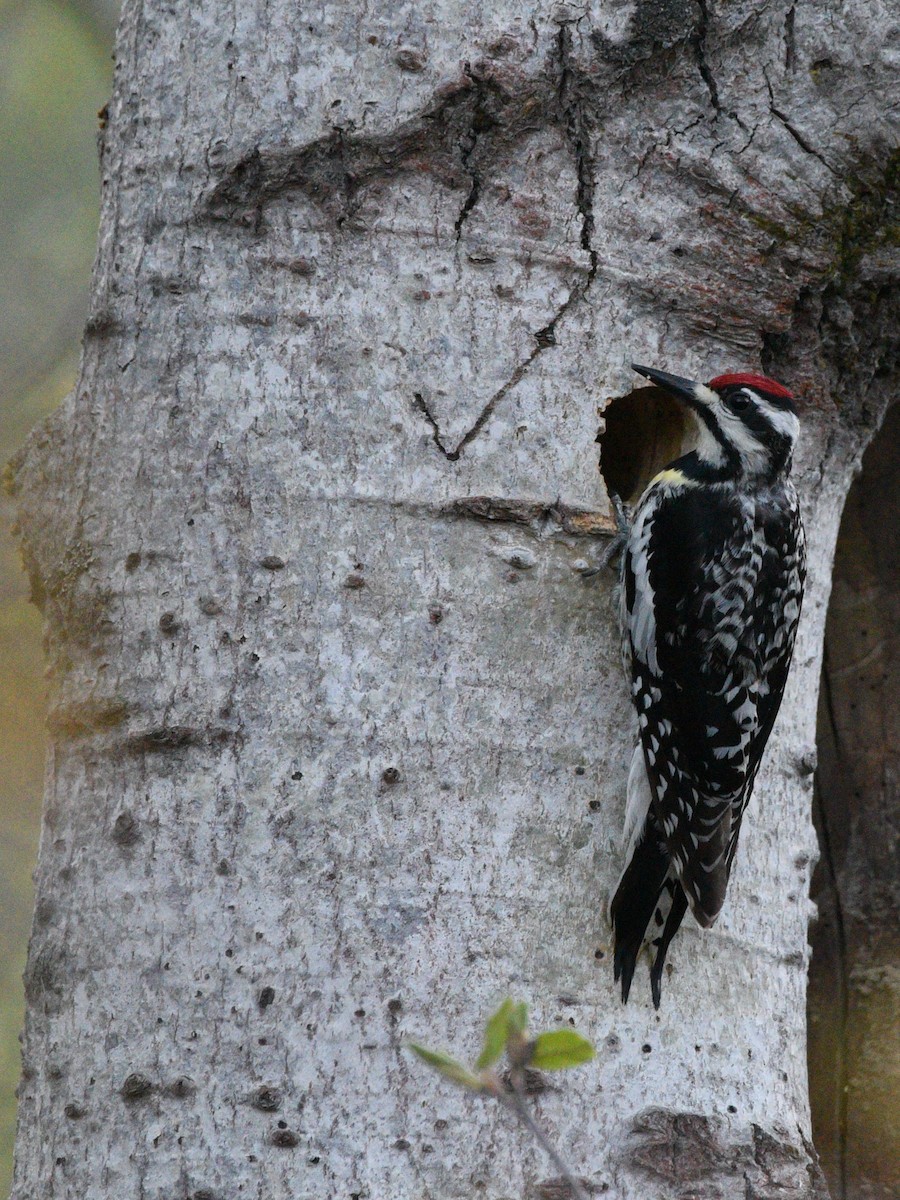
<box><xmin>9</xmin><ymin>2</ymin><xmax>897</xmax><ymax>1197</ymax></box>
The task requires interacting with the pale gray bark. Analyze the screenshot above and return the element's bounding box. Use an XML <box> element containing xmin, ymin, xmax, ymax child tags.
<box><xmin>9</xmin><ymin>2</ymin><xmax>897</xmax><ymax>1198</ymax></box>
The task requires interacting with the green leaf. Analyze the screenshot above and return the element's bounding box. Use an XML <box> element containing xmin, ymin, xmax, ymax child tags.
<box><xmin>476</xmin><ymin>998</ymin><xmax>514</xmax><ymax>1069</ymax></box>
<box><xmin>407</xmin><ymin>1043</ymin><xmax>483</xmax><ymax>1091</ymax></box>
<box><xmin>529</xmin><ymin>1029</ymin><xmax>595</xmax><ymax>1071</ymax></box>
<box><xmin>508</xmin><ymin>1001</ymin><xmax>530</xmax><ymax>1038</ymax></box>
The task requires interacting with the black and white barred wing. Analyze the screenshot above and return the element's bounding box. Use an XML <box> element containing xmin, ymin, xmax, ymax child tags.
<box><xmin>623</xmin><ymin>484</ymin><xmax>774</xmax><ymax>926</ymax></box>
<box><xmin>724</xmin><ymin>490</ymin><xmax>807</xmax><ymax>874</ymax></box>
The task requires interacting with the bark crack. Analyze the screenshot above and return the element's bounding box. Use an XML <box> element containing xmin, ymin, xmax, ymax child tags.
<box><xmin>453</xmin><ymin>66</ymin><xmax>485</xmax><ymax>241</ymax></box>
<box><xmin>412</xmin><ymin>391</ymin><xmax>453</xmax><ymax>458</ymax></box>
<box><xmin>765</xmin><ymin>76</ymin><xmax>840</xmax><ymax>177</ymax></box>
<box><xmin>770</xmin><ymin>107</ymin><xmax>840</xmax><ymax>177</ymax></box>
<box><xmin>331</xmin><ymin>125</ymin><xmax>355</xmax><ymax>227</ymax></box>
<box><xmin>412</xmin><ymin>304</ymin><xmax>571</xmax><ymax>461</ymax></box>
<box><xmin>693</xmin><ymin>0</ymin><xmax>722</xmax><ymax>117</ymax></box>
<box><xmin>409</xmin><ymin>27</ymin><xmax>600</xmax><ymax>462</ymax></box>
<box><xmin>556</xmin><ymin>23</ymin><xmax>598</xmax><ymax>259</ymax></box>
<box><xmin>784</xmin><ymin>4</ymin><xmax>797</xmax><ymax>72</ymax></box>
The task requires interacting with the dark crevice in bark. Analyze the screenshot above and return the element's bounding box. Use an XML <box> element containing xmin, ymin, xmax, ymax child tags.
<box><xmin>412</xmin><ymin>391</ymin><xmax>453</xmax><ymax>458</ymax></box>
<box><xmin>692</xmin><ymin>0</ymin><xmax>722</xmax><ymax>116</ymax></box>
<box><xmin>404</xmin><ymin>28</ymin><xmax>603</xmax><ymax>462</ymax></box>
<box><xmin>784</xmin><ymin>5</ymin><xmax>797</xmax><ymax>72</ymax></box>
<box><xmin>412</xmin><ymin>295</ymin><xmax>576</xmax><ymax>460</ymax></box>
<box><xmin>555</xmin><ymin>23</ymin><xmax>597</xmax><ymax>259</ymax></box>
<box><xmin>435</xmin><ymin>20</ymin><xmax>602</xmax><ymax>448</ymax></box>
<box><xmin>331</xmin><ymin>126</ymin><xmax>355</xmax><ymax>228</ymax></box>
<box><xmin>452</xmin><ymin>159</ymin><xmax>480</xmax><ymax>240</ymax></box>
<box><xmin>767</xmin><ymin>100</ymin><xmax>839</xmax><ymax>178</ymax></box>
<box><xmin>445</xmin><ymin>350</ymin><xmax>539</xmax><ymax>458</ymax></box>
<box><xmin>438</xmin><ymin>233</ymin><xmax>598</xmax><ymax>453</ymax></box>
<box><xmin>453</xmin><ymin>66</ymin><xmax>485</xmax><ymax>241</ymax></box>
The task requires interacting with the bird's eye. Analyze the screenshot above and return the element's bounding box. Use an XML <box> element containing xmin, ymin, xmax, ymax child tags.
<box><xmin>728</xmin><ymin>391</ymin><xmax>752</xmax><ymax>412</ymax></box>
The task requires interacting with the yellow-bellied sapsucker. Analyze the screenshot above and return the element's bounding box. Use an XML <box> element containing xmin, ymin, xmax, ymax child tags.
<box><xmin>611</xmin><ymin>363</ymin><xmax>806</xmax><ymax>1007</ymax></box>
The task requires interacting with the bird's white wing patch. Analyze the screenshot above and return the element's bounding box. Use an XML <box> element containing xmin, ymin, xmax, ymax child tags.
<box><xmin>626</xmin><ymin>492</ymin><xmax>661</xmax><ymax>674</ymax></box>
<box><xmin>622</xmin><ymin>742</ymin><xmax>653</xmax><ymax>858</ymax></box>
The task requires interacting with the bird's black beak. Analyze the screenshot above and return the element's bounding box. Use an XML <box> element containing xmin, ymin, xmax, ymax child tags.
<box><xmin>631</xmin><ymin>364</ymin><xmax>703</xmax><ymax>409</ymax></box>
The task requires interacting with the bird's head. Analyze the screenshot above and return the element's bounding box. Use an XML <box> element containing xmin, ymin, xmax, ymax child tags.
<box><xmin>631</xmin><ymin>363</ymin><xmax>799</xmax><ymax>480</ymax></box>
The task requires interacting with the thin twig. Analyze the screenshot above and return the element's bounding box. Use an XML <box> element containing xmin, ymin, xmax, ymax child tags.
<box><xmin>499</xmin><ymin>1072</ymin><xmax>591</xmax><ymax>1200</ymax></box>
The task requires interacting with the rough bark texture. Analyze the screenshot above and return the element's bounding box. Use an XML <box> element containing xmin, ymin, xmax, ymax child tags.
<box><xmin>809</xmin><ymin>402</ymin><xmax>900</xmax><ymax>1200</ymax></box>
<box><xmin>8</xmin><ymin>1</ymin><xmax>898</xmax><ymax>1197</ymax></box>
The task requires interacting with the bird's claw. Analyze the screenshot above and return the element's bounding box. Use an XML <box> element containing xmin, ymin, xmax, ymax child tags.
<box><xmin>610</xmin><ymin>491</ymin><xmax>632</xmax><ymax>541</ymax></box>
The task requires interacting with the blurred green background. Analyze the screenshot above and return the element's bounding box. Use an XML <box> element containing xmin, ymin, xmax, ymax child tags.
<box><xmin>0</xmin><ymin>0</ymin><xmax>116</xmax><ymax>1190</ymax></box>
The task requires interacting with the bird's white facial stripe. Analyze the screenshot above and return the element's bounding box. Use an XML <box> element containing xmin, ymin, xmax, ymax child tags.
<box><xmin>684</xmin><ymin>409</ymin><xmax>725</xmax><ymax>466</ymax></box>
<box><xmin>757</xmin><ymin>397</ymin><xmax>800</xmax><ymax>443</ymax></box>
<box><xmin>689</xmin><ymin>383</ymin><xmax>764</xmax><ymax>467</ymax></box>
<box><xmin>696</xmin><ymin>389</ymin><xmax>768</xmax><ymax>469</ymax></box>
<box><xmin>719</xmin><ymin>407</ymin><xmax>769</xmax><ymax>469</ymax></box>
<box><xmin>693</xmin><ymin>383</ymin><xmax>799</xmax><ymax>469</ymax></box>
<box><xmin>693</xmin><ymin>382</ymin><xmax>721</xmax><ymax>408</ymax></box>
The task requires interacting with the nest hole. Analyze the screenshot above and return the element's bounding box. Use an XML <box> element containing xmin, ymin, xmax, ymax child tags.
<box><xmin>597</xmin><ymin>386</ymin><xmax>688</xmax><ymax>505</ymax></box>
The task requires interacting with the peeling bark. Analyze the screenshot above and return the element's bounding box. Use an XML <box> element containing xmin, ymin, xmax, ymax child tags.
<box><xmin>627</xmin><ymin>1108</ymin><xmax>831</xmax><ymax>1198</ymax></box>
<box><xmin>9</xmin><ymin>1</ymin><xmax>898</xmax><ymax>1197</ymax></box>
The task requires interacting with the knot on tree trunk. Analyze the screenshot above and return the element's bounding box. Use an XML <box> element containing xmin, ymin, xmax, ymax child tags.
<box><xmin>626</xmin><ymin>1108</ymin><xmax>831</xmax><ymax>1198</ymax></box>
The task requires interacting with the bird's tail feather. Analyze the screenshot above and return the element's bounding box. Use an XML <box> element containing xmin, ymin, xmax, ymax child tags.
<box><xmin>610</xmin><ymin>830</ymin><xmax>670</xmax><ymax>1003</ymax></box>
<box><xmin>649</xmin><ymin>886</ymin><xmax>689</xmax><ymax>1009</ymax></box>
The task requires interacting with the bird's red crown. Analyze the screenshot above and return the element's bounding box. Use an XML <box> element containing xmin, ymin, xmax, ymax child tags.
<box><xmin>708</xmin><ymin>372</ymin><xmax>793</xmax><ymax>400</ymax></box>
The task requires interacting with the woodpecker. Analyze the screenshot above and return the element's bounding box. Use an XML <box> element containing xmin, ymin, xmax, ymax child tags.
<box><xmin>610</xmin><ymin>363</ymin><xmax>806</xmax><ymax>1008</ymax></box>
